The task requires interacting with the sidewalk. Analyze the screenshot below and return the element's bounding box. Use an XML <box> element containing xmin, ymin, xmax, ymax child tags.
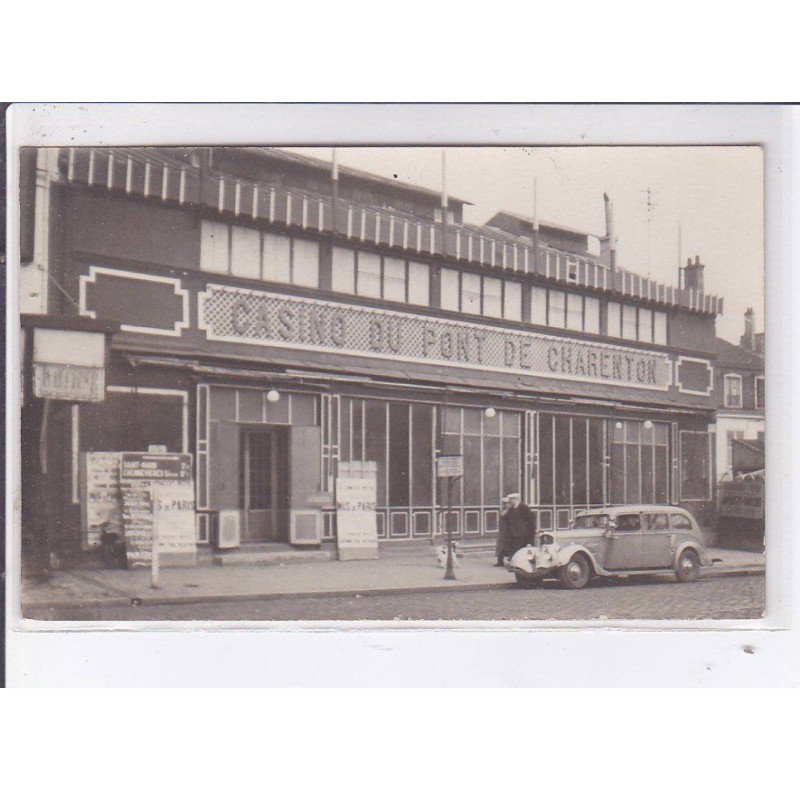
<box><xmin>18</xmin><ymin>545</ymin><xmax>765</xmax><ymax>614</ymax></box>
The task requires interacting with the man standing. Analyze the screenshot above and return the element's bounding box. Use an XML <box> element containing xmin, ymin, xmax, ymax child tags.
<box><xmin>503</xmin><ymin>492</ymin><xmax>537</xmax><ymax>557</ymax></box>
<box><xmin>494</xmin><ymin>495</ymin><xmax>511</xmax><ymax>566</ymax></box>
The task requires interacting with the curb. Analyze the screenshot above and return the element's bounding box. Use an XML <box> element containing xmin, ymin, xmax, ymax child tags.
<box><xmin>21</xmin><ymin>564</ymin><xmax>764</xmax><ymax>615</ymax></box>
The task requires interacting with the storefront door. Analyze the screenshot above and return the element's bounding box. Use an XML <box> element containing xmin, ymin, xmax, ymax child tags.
<box><xmin>242</xmin><ymin>428</ymin><xmax>289</xmax><ymax>542</ymax></box>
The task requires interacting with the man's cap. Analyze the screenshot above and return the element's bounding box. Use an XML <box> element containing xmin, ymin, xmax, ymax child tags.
<box><xmin>508</xmin><ymin>492</ymin><xmax>521</xmax><ymax>500</ymax></box>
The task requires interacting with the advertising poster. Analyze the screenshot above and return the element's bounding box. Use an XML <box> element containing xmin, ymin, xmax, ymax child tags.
<box><xmin>81</xmin><ymin>452</ymin><xmax>124</xmax><ymax>546</ymax></box>
<box><xmin>335</xmin><ymin>461</ymin><xmax>378</xmax><ymax>561</ymax></box>
<box><xmin>119</xmin><ymin>453</ymin><xmax>193</xmax><ymax>568</ymax></box>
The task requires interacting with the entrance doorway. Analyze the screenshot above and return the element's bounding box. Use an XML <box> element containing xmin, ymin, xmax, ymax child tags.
<box><xmin>241</xmin><ymin>427</ymin><xmax>289</xmax><ymax>542</ymax></box>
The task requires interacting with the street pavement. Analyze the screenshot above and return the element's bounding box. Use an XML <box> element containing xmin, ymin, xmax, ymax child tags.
<box><xmin>19</xmin><ymin>544</ymin><xmax>765</xmax><ymax>621</ymax></box>
<box><xmin>27</xmin><ymin>574</ymin><xmax>765</xmax><ymax>621</ymax></box>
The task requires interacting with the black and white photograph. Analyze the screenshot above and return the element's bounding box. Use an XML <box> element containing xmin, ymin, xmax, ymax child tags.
<box><xmin>13</xmin><ymin>137</ymin><xmax>766</xmax><ymax>623</ymax></box>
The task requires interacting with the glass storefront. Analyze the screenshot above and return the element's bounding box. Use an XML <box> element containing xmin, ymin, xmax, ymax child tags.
<box><xmin>321</xmin><ymin>395</ymin><xmax>704</xmax><ymax>539</ymax></box>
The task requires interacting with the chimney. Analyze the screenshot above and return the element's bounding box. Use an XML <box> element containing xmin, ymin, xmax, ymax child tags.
<box><xmin>683</xmin><ymin>255</ymin><xmax>705</xmax><ymax>293</ymax></box>
<box><xmin>599</xmin><ymin>193</ymin><xmax>617</xmax><ymax>271</ymax></box>
<box><xmin>741</xmin><ymin>307</ymin><xmax>756</xmax><ymax>351</ymax></box>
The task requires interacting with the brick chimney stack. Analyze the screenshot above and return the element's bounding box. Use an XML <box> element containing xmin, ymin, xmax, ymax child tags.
<box><xmin>741</xmin><ymin>307</ymin><xmax>756</xmax><ymax>351</ymax></box>
<box><xmin>683</xmin><ymin>255</ymin><xmax>705</xmax><ymax>293</ymax></box>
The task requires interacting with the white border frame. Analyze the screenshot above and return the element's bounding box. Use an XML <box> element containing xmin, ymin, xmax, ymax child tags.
<box><xmin>675</xmin><ymin>355</ymin><xmax>714</xmax><ymax>396</ymax></box>
<box><xmin>79</xmin><ymin>265</ymin><xmax>190</xmax><ymax>337</ymax></box>
<box><xmin>5</xmin><ymin>104</ymin><xmax>796</xmax><ymax>690</ymax></box>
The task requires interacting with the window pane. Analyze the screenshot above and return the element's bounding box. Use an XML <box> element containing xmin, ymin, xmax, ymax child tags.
<box><xmin>566</xmin><ymin>293</ymin><xmax>583</xmax><ymax>331</ymax></box>
<box><xmin>607</xmin><ymin>302</ymin><xmax>621</xmax><ymax>337</ymax></box>
<box><xmin>571</xmin><ymin>417</ymin><xmax>588</xmax><ymax>506</ymax></box>
<box><xmin>588</xmin><ymin>418</ymin><xmax>604</xmax><ymax>505</ymax></box>
<box><xmin>554</xmin><ymin>416</ymin><xmax>571</xmax><ymax>505</ymax></box>
<box><xmin>230</xmin><ymin>226</ymin><xmax>260</xmax><ymax>279</ymax></box>
<box><xmin>538</xmin><ymin>414</ymin><xmax>554</xmax><ymax>505</ymax></box>
<box><xmin>641</xmin><ymin>444</ymin><xmax>655</xmax><ymax>504</ymax></box>
<box><xmin>625</xmin><ymin>443</ymin><xmax>641</xmax><ymax>503</ymax></box>
<box><xmin>331</xmin><ymin>246</ymin><xmax>355</xmax><ymax>294</ymax></box>
<box><xmin>461</xmin><ymin>272</ymin><xmax>481</xmax><ymax>315</ymax></box>
<box><xmin>502</xmin><ymin>435</ymin><xmax>521</xmax><ymax>499</ymax></box>
<box><xmin>292</xmin><ymin>239</ymin><xmax>319</xmax><ymax>287</ymax></box>
<box><xmin>411</xmin><ymin>404</ymin><xmax>433</xmax><ymax>505</ymax></box>
<box><xmin>483</xmin><ymin>436</ymin><xmax>502</xmax><ymax>507</ymax></box>
<box><xmin>440</xmin><ymin>268</ymin><xmax>460</xmax><ymax>311</ymax></box>
<box><xmin>755</xmin><ymin>376</ymin><xmax>765</xmax><ymax>409</ymax></box>
<box><xmin>364</xmin><ymin>401</ymin><xmax>387</xmax><ymax>506</ymax></box>
<box><xmin>725</xmin><ymin>375</ymin><xmax>742</xmax><ymax>407</ymax></box>
<box><xmin>622</xmin><ymin>305</ymin><xmax>637</xmax><ymax>339</ymax></box>
<box><xmin>680</xmin><ymin>432</ymin><xmax>710</xmax><ymax>500</ymax></box>
<box><xmin>357</xmin><ymin>252</ymin><xmax>382</xmax><ymax>298</ymax></box>
<box><xmin>584</xmin><ymin>296</ymin><xmax>600</xmax><ymax>333</ymax></box>
<box><xmin>638</xmin><ymin>308</ymin><xmax>653</xmax><ymax>343</ymax></box>
<box><xmin>483</xmin><ymin>276</ymin><xmax>502</xmax><ymax>318</ymax></box>
<box><xmin>262</xmin><ymin>232</ymin><xmax>291</xmax><ymax>283</ymax></box>
<box><xmin>549</xmin><ymin>290</ymin><xmax>566</xmax><ymax>328</ymax></box>
<box><xmin>463</xmin><ymin>435</ymin><xmax>482</xmax><ymax>505</ymax></box>
<box><xmin>530</xmin><ymin>286</ymin><xmax>547</xmax><ymax>326</ymax></box>
<box><xmin>442</xmin><ymin>405</ymin><xmax>462</xmax><ymax>434</ymax></box>
<box><xmin>383</xmin><ymin>257</ymin><xmax>406</xmax><ymax>302</ymax></box>
<box><xmin>408</xmin><ymin>261</ymin><xmax>430</xmax><ymax>306</ymax></box>
<box><xmin>388</xmin><ymin>403</ymin><xmax>410</xmax><ymax>506</ymax></box>
<box><xmin>503</xmin><ymin>281</ymin><xmax>522</xmax><ymax>321</ymax></box>
<box><xmin>200</xmin><ymin>219</ymin><xmax>229</xmax><ymax>273</ymax></box>
<box><xmin>654</xmin><ymin>311</ymin><xmax>667</xmax><ymax>345</ymax></box>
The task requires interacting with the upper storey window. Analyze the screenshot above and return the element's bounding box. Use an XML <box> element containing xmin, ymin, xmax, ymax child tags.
<box><xmin>440</xmin><ymin>268</ymin><xmax>522</xmax><ymax>321</ymax></box>
<box><xmin>200</xmin><ymin>220</ymin><xmax>319</xmax><ymax>288</ymax></box>
<box><xmin>529</xmin><ymin>286</ymin><xmax>600</xmax><ymax>334</ymax></box>
<box><xmin>331</xmin><ymin>247</ymin><xmax>431</xmax><ymax>306</ymax></box>
<box><xmin>724</xmin><ymin>374</ymin><xmax>743</xmax><ymax>408</ymax></box>
<box><xmin>607</xmin><ymin>301</ymin><xmax>667</xmax><ymax>346</ymax></box>
<box><xmin>755</xmin><ymin>375</ymin><xmax>765</xmax><ymax>409</ymax></box>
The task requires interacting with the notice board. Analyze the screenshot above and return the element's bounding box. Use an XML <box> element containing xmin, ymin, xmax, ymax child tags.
<box><xmin>119</xmin><ymin>453</ymin><xmax>194</xmax><ymax>568</ymax></box>
<box><xmin>335</xmin><ymin>461</ymin><xmax>378</xmax><ymax>561</ymax></box>
<box><xmin>81</xmin><ymin>451</ymin><xmax>124</xmax><ymax>547</ymax></box>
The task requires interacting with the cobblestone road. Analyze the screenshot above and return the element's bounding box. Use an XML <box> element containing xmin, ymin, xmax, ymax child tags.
<box><xmin>37</xmin><ymin>574</ymin><xmax>765</xmax><ymax>621</ymax></box>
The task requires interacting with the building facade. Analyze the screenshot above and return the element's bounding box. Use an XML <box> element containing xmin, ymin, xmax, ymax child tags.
<box><xmin>713</xmin><ymin>308</ymin><xmax>765</xmax><ymax>480</ymax></box>
<box><xmin>19</xmin><ymin>146</ymin><xmax>724</xmax><ymax>557</ymax></box>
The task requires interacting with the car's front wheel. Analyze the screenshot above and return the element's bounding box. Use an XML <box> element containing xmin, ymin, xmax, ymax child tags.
<box><xmin>559</xmin><ymin>553</ymin><xmax>592</xmax><ymax>589</ymax></box>
<box><xmin>675</xmin><ymin>549</ymin><xmax>701</xmax><ymax>582</ymax></box>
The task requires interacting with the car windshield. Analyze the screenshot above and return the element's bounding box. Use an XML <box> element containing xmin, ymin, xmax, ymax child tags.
<box><xmin>573</xmin><ymin>514</ymin><xmax>609</xmax><ymax>529</ymax></box>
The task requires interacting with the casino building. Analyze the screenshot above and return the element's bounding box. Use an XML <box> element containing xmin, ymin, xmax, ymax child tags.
<box><xmin>19</xmin><ymin>146</ymin><xmax>723</xmax><ymax>556</ymax></box>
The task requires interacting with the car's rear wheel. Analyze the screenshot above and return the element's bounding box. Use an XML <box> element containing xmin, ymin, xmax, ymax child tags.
<box><xmin>676</xmin><ymin>549</ymin><xmax>701</xmax><ymax>582</ymax></box>
<box><xmin>514</xmin><ymin>573</ymin><xmax>539</xmax><ymax>589</ymax></box>
<box><xmin>559</xmin><ymin>553</ymin><xmax>592</xmax><ymax>589</ymax></box>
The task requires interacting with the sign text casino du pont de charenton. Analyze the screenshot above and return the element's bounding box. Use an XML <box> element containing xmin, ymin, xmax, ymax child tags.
<box><xmin>200</xmin><ymin>285</ymin><xmax>672</xmax><ymax>390</ymax></box>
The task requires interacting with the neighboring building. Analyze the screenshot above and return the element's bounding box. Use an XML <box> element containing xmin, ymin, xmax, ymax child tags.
<box><xmin>714</xmin><ymin>308</ymin><xmax>765</xmax><ymax>480</ymax></box>
<box><xmin>19</xmin><ymin>146</ymin><xmax>725</xmax><ymax>559</ymax></box>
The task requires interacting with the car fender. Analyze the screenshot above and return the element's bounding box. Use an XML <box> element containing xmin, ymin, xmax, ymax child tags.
<box><xmin>673</xmin><ymin>540</ymin><xmax>711</xmax><ymax>569</ymax></box>
<box><xmin>508</xmin><ymin>546</ymin><xmax>537</xmax><ymax>574</ymax></box>
<box><xmin>553</xmin><ymin>544</ymin><xmax>600</xmax><ymax>574</ymax></box>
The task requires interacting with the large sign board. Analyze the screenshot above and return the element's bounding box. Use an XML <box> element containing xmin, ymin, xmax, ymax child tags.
<box><xmin>718</xmin><ymin>479</ymin><xmax>764</xmax><ymax>521</ymax></box>
<box><xmin>119</xmin><ymin>453</ymin><xmax>194</xmax><ymax>568</ymax></box>
<box><xmin>335</xmin><ymin>461</ymin><xmax>378</xmax><ymax>561</ymax></box>
<box><xmin>199</xmin><ymin>285</ymin><xmax>674</xmax><ymax>392</ymax></box>
<box><xmin>33</xmin><ymin>328</ymin><xmax>107</xmax><ymax>402</ymax></box>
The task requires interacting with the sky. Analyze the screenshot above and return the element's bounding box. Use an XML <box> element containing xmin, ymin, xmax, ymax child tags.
<box><xmin>288</xmin><ymin>146</ymin><xmax>764</xmax><ymax>345</ymax></box>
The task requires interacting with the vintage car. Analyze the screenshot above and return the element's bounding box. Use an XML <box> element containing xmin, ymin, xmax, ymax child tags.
<box><xmin>509</xmin><ymin>505</ymin><xmax>715</xmax><ymax>589</ymax></box>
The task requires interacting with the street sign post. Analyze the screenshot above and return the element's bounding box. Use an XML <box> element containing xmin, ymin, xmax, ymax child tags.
<box><xmin>436</xmin><ymin>454</ymin><xmax>463</xmax><ymax>580</ymax></box>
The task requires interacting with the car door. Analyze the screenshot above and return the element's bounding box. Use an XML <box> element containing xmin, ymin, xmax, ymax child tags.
<box><xmin>640</xmin><ymin>513</ymin><xmax>674</xmax><ymax>568</ymax></box>
<box><xmin>603</xmin><ymin>513</ymin><xmax>643</xmax><ymax>570</ymax></box>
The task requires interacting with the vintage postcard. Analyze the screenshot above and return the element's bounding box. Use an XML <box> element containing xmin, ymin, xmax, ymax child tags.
<box><xmin>13</xmin><ymin>136</ymin><xmax>765</xmax><ymax>624</ymax></box>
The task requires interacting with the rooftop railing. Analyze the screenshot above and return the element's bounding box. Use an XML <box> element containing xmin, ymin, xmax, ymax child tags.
<box><xmin>60</xmin><ymin>146</ymin><xmax>723</xmax><ymax>316</ymax></box>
